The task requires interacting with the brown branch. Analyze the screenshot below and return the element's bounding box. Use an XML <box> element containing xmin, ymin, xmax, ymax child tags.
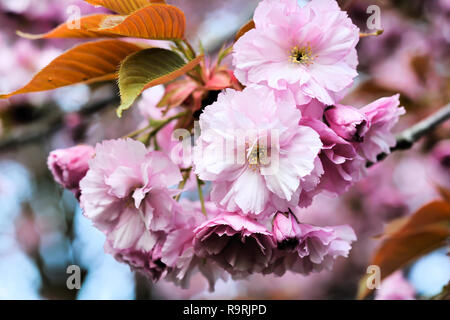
<box><xmin>367</xmin><ymin>103</ymin><xmax>450</xmax><ymax>167</ymax></box>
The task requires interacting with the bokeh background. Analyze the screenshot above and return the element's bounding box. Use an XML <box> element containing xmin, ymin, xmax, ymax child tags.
<box><xmin>0</xmin><ymin>0</ymin><xmax>449</xmax><ymax>299</ymax></box>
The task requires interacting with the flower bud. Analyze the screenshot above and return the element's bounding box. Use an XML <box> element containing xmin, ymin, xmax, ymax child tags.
<box><xmin>325</xmin><ymin>104</ymin><xmax>369</xmax><ymax>142</ymax></box>
<box><xmin>272</xmin><ymin>212</ymin><xmax>301</xmax><ymax>250</ymax></box>
<box><xmin>47</xmin><ymin>145</ymin><xmax>94</xmax><ymax>199</ymax></box>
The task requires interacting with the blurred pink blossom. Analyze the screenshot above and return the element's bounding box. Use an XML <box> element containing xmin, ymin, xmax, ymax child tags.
<box><xmin>0</xmin><ymin>0</ymin><xmax>105</xmax><ymax>22</ymax></box>
<box><xmin>375</xmin><ymin>271</ymin><xmax>415</xmax><ymax>300</ymax></box>
<box><xmin>428</xmin><ymin>140</ymin><xmax>450</xmax><ymax>190</ymax></box>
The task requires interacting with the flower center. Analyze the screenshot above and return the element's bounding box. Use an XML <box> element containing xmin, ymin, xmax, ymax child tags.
<box><xmin>289</xmin><ymin>45</ymin><xmax>315</xmax><ymax>66</ymax></box>
<box><xmin>248</xmin><ymin>142</ymin><xmax>268</xmax><ymax>171</ymax></box>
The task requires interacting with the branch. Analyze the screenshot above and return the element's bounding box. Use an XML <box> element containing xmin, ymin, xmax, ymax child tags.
<box><xmin>0</xmin><ymin>96</ymin><xmax>118</xmax><ymax>152</ymax></box>
<box><xmin>367</xmin><ymin>103</ymin><xmax>450</xmax><ymax>167</ymax></box>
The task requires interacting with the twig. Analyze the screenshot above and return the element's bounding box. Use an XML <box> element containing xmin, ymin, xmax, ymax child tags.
<box><xmin>367</xmin><ymin>103</ymin><xmax>450</xmax><ymax>167</ymax></box>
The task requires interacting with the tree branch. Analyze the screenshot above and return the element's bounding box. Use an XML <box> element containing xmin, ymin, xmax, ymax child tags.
<box><xmin>367</xmin><ymin>103</ymin><xmax>450</xmax><ymax>167</ymax></box>
<box><xmin>0</xmin><ymin>96</ymin><xmax>118</xmax><ymax>152</ymax></box>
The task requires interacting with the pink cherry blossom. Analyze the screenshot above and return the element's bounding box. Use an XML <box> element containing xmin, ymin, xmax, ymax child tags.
<box><xmin>47</xmin><ymin>145</ymin><xmax>94</xmax><ymax>199</ymax></box>
<box><xmin>233</xmin><ymin>0</ymin><xmax>359</xmax><ymax>105</ymax></box>
<box><xmin>194</xmin><ymin>86</ymin><xmax>322</xmax><ymax>216</ymax></box>
<box><xmin>161</xmin><ymin>200</ymin><xmax>226</xmax><ymax>290</ymax></box>
<box><xmin>298</xmin><ymin>118</ymin><xmax>365</xmax><ymax>206</ymax></box>
<box><xmin>105</xmin><ymin>231</ymin><xmax>167</xmax><ymax>281</ymax></box>
<box><xmin>267</xmin><ymin>212</ymin><xmax>356</xmax><ymax>276</ymax></box>
<box><xmin>358</xmin><ymin>95</ymin><xmax>406</xmax><ymax>162</ymax></box>
<box><xmin>79</xmin><ymin>138</ymin><xmax>182</xmax><ymax>258</ymax></box>
<box><xmin>297</xmin><ymin>98</ymin><xmax>326</xmax><ymax>120</ymax></box>
<box><xmin>193</xmin><ymin>211</ymin><xmax>275</xmax><ymax>277</ymax></box>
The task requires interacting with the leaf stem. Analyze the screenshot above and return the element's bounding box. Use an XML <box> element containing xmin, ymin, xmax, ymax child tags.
<box><xmin>172</xmin><ymin>39</ymin><xmax>204</xmax><ymax>83</ymax></box>
<box><xmin>173</xmin><ymin>40</ymin><xmax>189</xmax><ymax>59</ymax></box>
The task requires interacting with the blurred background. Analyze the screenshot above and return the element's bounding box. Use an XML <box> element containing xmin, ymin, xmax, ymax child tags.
<box><xmin>0</xmin><ymin>0</ymin><xmax>449</xmax><ymax>299</ymax></box>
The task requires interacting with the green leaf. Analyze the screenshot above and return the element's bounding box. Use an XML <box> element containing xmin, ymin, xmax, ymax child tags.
<box><xmin>117</xmin><ymin>48</ymin><xmax>203</xmax><ymax>117</ymax></box>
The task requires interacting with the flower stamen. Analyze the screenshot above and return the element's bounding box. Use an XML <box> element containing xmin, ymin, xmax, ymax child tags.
<box><xmin>248</xmin><ymin>142</ymin><xmax>268</xmax><ymax>171</ymax></box>
<box><xmin>289</xmin><ymin>45</ymin><xmax>316</xmax><ymax>66</ymax></box>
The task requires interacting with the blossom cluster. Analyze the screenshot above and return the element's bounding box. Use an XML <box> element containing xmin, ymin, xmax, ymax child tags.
<box><xmin>47</xmin><ymin>0</ymin><xmax>405</xmax><ymax>290</ymax></box>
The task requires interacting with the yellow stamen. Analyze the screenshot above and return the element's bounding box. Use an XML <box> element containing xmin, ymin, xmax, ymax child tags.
<box><xmin>248</xmin><ymin>143</ymin><xmax>268</xmax><ymax>171</ymax></box>
<box><xmin>289</xmin><ymin>45</ymin><xmax>316</xmax><ymax>66</ymax></box>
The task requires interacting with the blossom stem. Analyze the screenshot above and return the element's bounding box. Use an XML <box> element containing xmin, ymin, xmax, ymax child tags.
<box><xmin>153</xmin><ymin>135</ymin><xmax>160</xmax><ymax>150</ymax></box>
<box><xmin>125</xmin><ymin>123</ymin><xmax>152</xmax><ymax>139</ymax></box>
<box><xmin>368</xmin><ymin>103</ymin><xmax>450</xmax><ymax>167</ymax></box>
<box><xmin>196</xmin><ymin>176</ymin><xmax>207</xmax><ymax>217</ymax></box>
<box><xmin>141</xmin><ymin>111</ymin><xmax>189</xmax><ymax>145</ymax></box>
<box><xmin>125</xmin><ymin>111</ymin><xmax>188</xmax><ymax>141</ymax></box>
<box><xmin>175</xmin><ymin>167</ymin><xmax>192</xmax><ymax>201</ymax></box>
<box><xmin>359</xmin><ymin>30</ymin><xmax>384</xmax><ymax>38</ymax></box>
<box><xmin>217</xmin><ymin>44</ymin><xmax>233</xmax><ymax>66</ymax></box>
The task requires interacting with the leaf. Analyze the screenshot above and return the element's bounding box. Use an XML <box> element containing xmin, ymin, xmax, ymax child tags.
<box><xmin>235</xmin><ymin>20</ymin><xmax>255</xmax><ymax>41</ymax></box>
<box><xmin>117</xmin><ymin>48</ymin><xmax>203</xmax><ymax>117</ymax></box>
<box><xmin>0</xmin><ymin>40</ymin><xmax>143</xmax><ymax>99</ymax></box>
<box><xmin>93</xmin><ymin>4</ymin><xmax>185</xmax><ymax>40</ymax></box>
<box><xmin>84</xmin><ymin>0</ymin><xmax>165</xmax><ymax>15</ymax></box>
<box><xmin>357</xmin><ymin>200</ymin><xmax>450</xmax><ymax>299</ymax></box>
<box><xmin>17</xmin><ymin>14</ymin><xmax>120</xmax><ymax>39</ymax></box>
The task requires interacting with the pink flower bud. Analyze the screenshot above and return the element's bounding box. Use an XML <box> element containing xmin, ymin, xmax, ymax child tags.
<box><xmin>47</xmin><ymin>145</ymin><xmax>94</xmax><ymax>199</ymax></box>
<box><xmin>272</xmin><ymin>212</ymin><xmax>301</xmax><ymax>250</ymax></box>
<box><xmin>325</xmin><ymin>104</ymin><xmax>370</xmax><ymax>142</ymax></box>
